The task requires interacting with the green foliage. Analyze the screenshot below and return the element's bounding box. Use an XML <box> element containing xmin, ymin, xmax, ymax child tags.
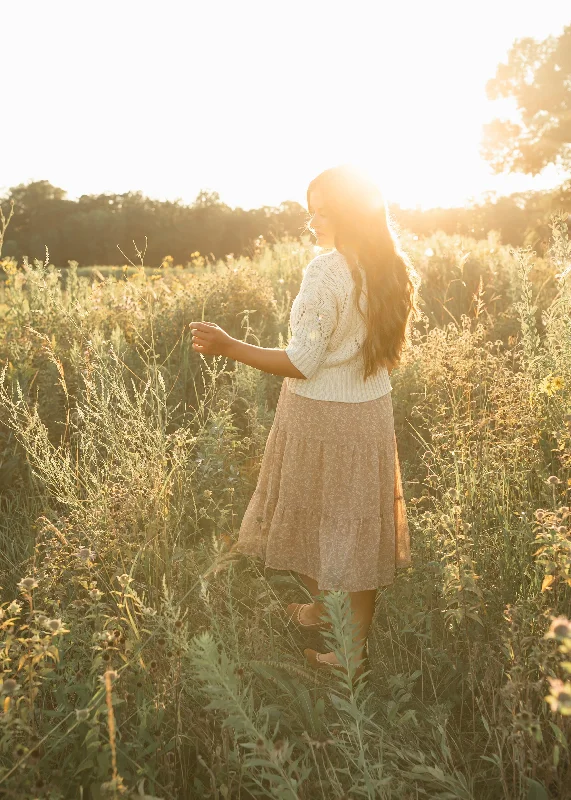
<box><xmin>483</xmin><ymin>24</ymin><xmax>571</xmax><ymax>175</ymax></box>
<box><xmin>1</xmin><ymin>220</ymin><xmax>571</xmax><ymax>797</ymax></box>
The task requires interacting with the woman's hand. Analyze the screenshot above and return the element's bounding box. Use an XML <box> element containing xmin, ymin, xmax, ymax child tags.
<box><xmin>189</xmin><ymin>321</ymin><xmax>235</xmax><ymax>357</ymax></box>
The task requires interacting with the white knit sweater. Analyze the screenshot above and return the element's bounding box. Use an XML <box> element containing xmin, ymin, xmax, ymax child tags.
<box><xmin>284</xmin><ymin>249</ymin><xmax>392</xmax><ymax>403</ymax></box>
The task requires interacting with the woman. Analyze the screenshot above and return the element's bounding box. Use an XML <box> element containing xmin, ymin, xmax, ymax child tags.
<box><xmin>190</xmin><ymin>164</ymin><xmax>420</xmax><ymax>680</ymax></box>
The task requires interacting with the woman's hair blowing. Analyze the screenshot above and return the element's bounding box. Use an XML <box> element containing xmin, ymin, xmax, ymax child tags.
<box><xmin>306</xmin><ymin>164</ymin><xmax>421</xmax><ymax>381</ymax></box>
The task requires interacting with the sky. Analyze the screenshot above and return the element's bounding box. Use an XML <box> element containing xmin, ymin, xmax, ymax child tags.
<box><xmin>1</xmin><ymin>0</ymin><xmax>570</xmax><ymax>211</ymax></box>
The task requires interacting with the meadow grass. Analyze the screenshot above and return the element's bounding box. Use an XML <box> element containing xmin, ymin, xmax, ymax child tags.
<box><xmin>0</xmin><ymin>220</ymin><xmax>570</xmax><ymax>798</ymax></box>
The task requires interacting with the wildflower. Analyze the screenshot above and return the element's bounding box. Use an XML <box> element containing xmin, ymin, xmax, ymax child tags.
<box><xmin>141</xmin><ymin>606</ymin><xmax>157</xmax><ymax>617</ymax></box>
<box><xmin>1</xmin><ymin>678</ymin><xmax>19</xmax><ymax>695</ymax></box>
<box><xmin>203</xmin><ymin>489</ymin><xmax>213</xmax><ymax>498</ymax></box>
<box><xmin>557</xmin><ymin>525</ymin><xmax>568</xmax><ymax>534</ymax></box>
<box><xmin>545</xmin><ymin>677</ymin><xmax>571</xmax><ymax>715</ymax></box>
<box><xmin>77</xmin><ymin>547</ymin><xmax>95</xmax><ymax>562</ymax></box>
<box><xmin>547</xmin><ymin>476</ymin><xmax>561</xmax><ymax>485</ymax></box>
<box><xmin>17</xmin><ymin>576</ymin><xmax>38</xmax><ymax>593</ymax></box>
<box><xmin>75</xmin><ymin>708</ymin><xmax>90</xmax><ymax>722</ymax></box>
<box><xmin>301</xmin><ymin>730</ymin><xmax>336</xmax><ymax>749</ymax></box>
<box><xmin>46</xmin><ymin>618</ymin><xmax>66</xmax><ymax>634</ymax></box>
<box><xmin>540</xmin><ymin>374</ymin><xmax>565</xmax><ymax>395</ymax></box>
<box><xmin>7</xmin><ymin>600</ymin><xmax>22</xmax><ymax>616</ymax></box>
<box><xmin>13</xmin><ymin>744</ymin><xmax>26</xmax><ymax>759</ymax></box>
<box><xmin>545</xmin><ymin>616</ymin><xmax>571</xmax><ymax>641</ymax></box>
<box><xmin>269</xmin><ymin>738</ymin><xmax>289</xmax><ymax>764</ymax></box>
<box><xmin>535</xmin><ymin>510</ymin><xmax>546</xmax><ymax>522</ymax></box>
<box><xmin>116</xmin><ymin>574</ymin><xmax>133</xmax><ymax>588</ymax></box>
<box><xmin>89</xmin><ymin>588</ymin><xmax>103</xmax><ymax>601</ymax></box>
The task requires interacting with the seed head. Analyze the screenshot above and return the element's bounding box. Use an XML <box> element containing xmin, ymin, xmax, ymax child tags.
<box><xmin>546</xmin><ymin>616</ymin><xmax>571</xmax><ymax>641</ymax></box>
<box><xmin>547</xmin><ymin>475</ymin><xmax>561</xmax><ymax>485</ymax></box>
<box><xmin>17</xmin><ymin>576</ymin><xmax>38</xmax><ymax>593</ymax></box>
<box><xmin>116</xmin><ymin>574</ymin><xmax>133</xmax><ymax>588</ymax></box>
<box><xmin>77</xmin><ymin>547</ymin><xmax>94</xmax><ymax>562</ymax></box>
<box><xmin>546</xmin><ymin>677</ymin><xmax>571</xmax><ymax>713</ymax></box>
<box><xmin>1</xmin><ymin>678</ymin><xmax>19</xmax><ymax>695</ymax></box>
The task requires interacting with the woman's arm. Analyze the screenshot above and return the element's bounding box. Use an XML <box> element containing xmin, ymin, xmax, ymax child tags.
<box><xmin>190</xmin><ymin>321</ymin><xmax>306</xmax><ymax>379</ymax></box>
<box><xmin>226</xmin><ymin>339</ymin><xmax>307</xmax><ymax>379</ymax></box>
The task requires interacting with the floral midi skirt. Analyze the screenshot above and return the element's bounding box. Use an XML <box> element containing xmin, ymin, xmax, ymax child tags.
<box><xmin>234</xmin><ymin>377</ymin><xmax>411</xmax><ymax>591</ymax></box>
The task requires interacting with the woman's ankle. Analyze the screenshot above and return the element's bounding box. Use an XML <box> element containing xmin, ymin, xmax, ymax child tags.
<box><xmin>311</xmin><ymin>599</ymin><xmax>326</xmax><ymax>616</ymax></box>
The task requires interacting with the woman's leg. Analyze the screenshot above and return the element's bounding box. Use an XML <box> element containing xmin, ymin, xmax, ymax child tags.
<box><xmin>297</xmin><ymin>573</ymin><xmax>376</xmax><ymax>664</ymax></box>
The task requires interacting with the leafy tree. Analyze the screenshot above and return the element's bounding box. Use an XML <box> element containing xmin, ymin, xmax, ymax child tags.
<box><xmin>482</xmin><ymin>24</ymin><xmax>571</xmax><ymax>175</ymax></box>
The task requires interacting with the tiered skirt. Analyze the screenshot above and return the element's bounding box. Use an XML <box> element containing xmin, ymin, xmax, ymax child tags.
<box><xmin>234</xmin><ymin>377</ymin><xmax>411</xmax><ymax>591</ymax></box>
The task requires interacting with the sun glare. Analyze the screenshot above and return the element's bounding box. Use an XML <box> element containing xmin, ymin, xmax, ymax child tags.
<box><xmin>1</xmin><ymin>2</ymin><xmax>569</xmax><ymax>211</ymax></box>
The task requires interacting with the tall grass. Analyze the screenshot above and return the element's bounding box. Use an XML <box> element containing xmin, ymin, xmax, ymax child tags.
<box><xmin>0</xmin><ymin>219</ymin><xmax>570</xmax><ymax>798</ymax></box>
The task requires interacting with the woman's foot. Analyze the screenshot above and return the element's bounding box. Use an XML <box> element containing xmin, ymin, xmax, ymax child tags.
<box><xmin>299</xmin><ymin>603</ymin><xmax>326</xmax><ymax>625</ymax></box>
<box><xmin>285</xmin><ymin>602</ymin><xmax>332</xmax><ymax>631</ymax></box>
<box><xmin>304</xmin><ymin>647</ymin><xmax>369</xmax><ymax>679</ymax></box>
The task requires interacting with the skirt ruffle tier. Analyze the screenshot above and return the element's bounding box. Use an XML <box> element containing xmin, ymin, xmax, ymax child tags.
<box><xmin>234</xmin><ymin>377</ymin><xmax>411</xmax><ymax>591</ymax></box>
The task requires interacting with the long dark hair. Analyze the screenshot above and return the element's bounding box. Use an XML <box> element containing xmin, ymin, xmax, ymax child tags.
<box><xmin>306</xmin><ymin>164</ymin><xmax>421</xmax><ymax>380</ymax></box>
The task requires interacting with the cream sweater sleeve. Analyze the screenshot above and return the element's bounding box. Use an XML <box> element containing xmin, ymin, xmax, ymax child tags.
<box><xmin>285</xmin><ymin>257</ymin><xmax>339</xmax><ymax>380</ymax></box>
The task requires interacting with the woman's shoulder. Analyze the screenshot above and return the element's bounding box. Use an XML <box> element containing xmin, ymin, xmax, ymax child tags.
<box><xmin>303</xmin><ymin>249</ymin><xmax>351</xmax><ymax>283</ymax></box>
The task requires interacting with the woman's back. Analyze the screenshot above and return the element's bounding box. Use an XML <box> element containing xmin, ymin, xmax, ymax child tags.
<box><xmin>285</xmin><ymin>249</ymin><xmax>392</xmax><ymax>403</ymax></box>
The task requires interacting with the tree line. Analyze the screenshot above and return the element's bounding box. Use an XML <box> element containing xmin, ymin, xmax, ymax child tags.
<box><xmin>0</xmin><ymin>178</ymin><xmax>570</xmax><ymax>267</ymax></box>
<box><xmin>1</xmin><ymin>24</ymin><xmax>570</xmax><ymax>267</ymax></box>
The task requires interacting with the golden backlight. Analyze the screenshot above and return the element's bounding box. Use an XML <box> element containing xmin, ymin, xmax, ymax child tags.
<box><xmin>1</xmin><ymin>1</ymin><xmax>568</xmax><ymax>211</ymax></box>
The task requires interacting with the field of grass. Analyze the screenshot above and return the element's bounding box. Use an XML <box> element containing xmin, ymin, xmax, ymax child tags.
<box><xmin>0</xmin><ymin>219</ymin><xmax>570</xmax><ymax>799</ymax></box>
